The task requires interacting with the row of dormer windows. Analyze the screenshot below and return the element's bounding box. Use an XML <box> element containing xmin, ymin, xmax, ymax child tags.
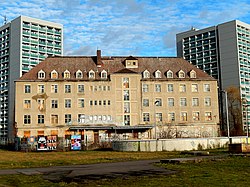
<box><xmin>37</xmin><ymin>69</ymin><xmax>197</xmax><ymax>80</ymax></box>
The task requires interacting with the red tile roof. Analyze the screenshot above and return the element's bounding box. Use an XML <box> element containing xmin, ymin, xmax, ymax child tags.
<box><xmin>18</xmin><ymin>55</ymin><xmax>215</xmax><ymax>81</ymax></box>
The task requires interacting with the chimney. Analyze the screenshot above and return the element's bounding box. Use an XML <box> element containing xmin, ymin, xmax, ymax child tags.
<box><xmin>97</xmin><ymin>50</ymin><xmax>102</xmax><ymax>66</ymax></box>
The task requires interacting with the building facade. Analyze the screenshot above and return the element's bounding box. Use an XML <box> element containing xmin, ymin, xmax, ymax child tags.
<box><xmin>15</xmin><ymin>50</ymin><xmax>219</xmax><ymax>148</ymax></box>
<box><xmin>176</xmin><ymin>20</ymin><xmax>250</xmax><ymax>133</ymax></box>
<box><xmin>0</xmin><ymin>16</ymin><xmax>63</xmax><ymax>138</ymax></box>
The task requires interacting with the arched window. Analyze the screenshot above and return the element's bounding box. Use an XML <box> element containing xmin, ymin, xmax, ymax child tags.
<box><xmin>143</xmin><ymin>70</ymin><xmax>150</xmax><ymax>78</ymax></box>
<box><xmin>89</xmin><ymin>70</ymin><xmax>95</xmax><ymax>79</ymax></box>
<box><xmin>178</xmin><ymin>70</ymin><xmax>185</xmax><ymax>78</ymax></box>
<box><xmin>190</xmin><ymin>70</ymin><xmax>196</xmax><ymax>78</ymax></box>
<box><xmin>101</xmin><ymin>70</ymin><xmax>107</xmax><ymax>79</ymax></box>
<box><xmin>76</xmin><ymin>70</ymin><xmax>83</xmax><ymax>79</ymax></box>
<box><xmin>155</xmin><ymin>70</ymin><xmax>161</xmax><ymax>78</ymax></box>
<box><xmin>51</xmin><ymin>70</ymin><xmax>58</xmax><ymax>79</ymax></box>
<box><xmin>64</xmin><ymin>70</ymin><xmax>70</xmax><ymax>79</ymax></box>
<box><xmin>38</xmin><ymin>70</ymin><xmax>45</xmax><ymax>79</ymax></box>
<box><xmin>167</xmin><ymin>70</ymin><xmax>173</xmax><ymax>78</ymax></box>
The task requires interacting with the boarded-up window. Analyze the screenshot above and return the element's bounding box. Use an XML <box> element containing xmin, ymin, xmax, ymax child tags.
<box><xmin>24</xmin><ymin>131</ymin><xmax>30</xmax><ymax>137</ymax></box>
<box><xmin>51</xmin><ymin>130</ymin><xmax>58</xmax><ymax>136</ymax></box>
<box><xmin>37</xmin><ymin>130</ymin><xmax>44</xmax><ymax>136</ymax></box>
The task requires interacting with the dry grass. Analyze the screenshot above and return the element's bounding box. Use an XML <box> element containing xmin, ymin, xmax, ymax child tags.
<box><xmin>0</xmin><ymin>149</ymin><xmax>179</xmax><ymax>169</ymax></box>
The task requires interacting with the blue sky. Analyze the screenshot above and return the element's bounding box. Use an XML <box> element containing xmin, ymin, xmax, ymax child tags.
<box><xmin>1</xmin><ymin>0</ymin><xmax>250</xmax><ymax>57</ymax></box>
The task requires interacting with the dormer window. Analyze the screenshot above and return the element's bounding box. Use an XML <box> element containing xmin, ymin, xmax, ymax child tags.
<box><xmin>125</xmin><ymin>56</ymin><xmax>138</xmax><ymax>68</ymax></box>
<box><xmin>178</xmin><ymin>70</ymin><xmax>185</xmax><ymax>78</ymax></box>
<box><xmin>190</xmin><ymin>70</ymin><xmax>196</xmax><ymax>78</ymax></box>
<box><xmin>38</xmin><ymin>70</ymin><xmax>45</xmax><ymax>79</ymax></box>
<box><xmin>101</xmin><ymin>70</ymin><xmax>107</xmax><ymax>79</ymax></box>
<box><xmin>76</xmin><ymin>70</ymin><xmax>83</xmax><ymax>79</ymax></box>
<box><xmin>89</xmin><ymin>70</ymin><xmax>95</xmax><ymax>79</ymax></box>
<box><xmin>64</xmin><ymin>70</ymin><xmax>70</xmax><ymax>79</ymax></box>
<box><xmin>167</xmin><ymin>70</ymin><xmax>173</xmax><ymax>78</ymax></box>
<box><xmin>51</xmin><ymin>70</ymin><xmax>58</xmax><ymax>79</ymax></box>
<box><xmin>155</xmin><ymin>70</ymin><xmax>161</xmax><ymax>78</ymax></box>
<box><xmin>143</xmin><ymin>70</ymin><xmax>150</xmax><ymax>78</ymax></box>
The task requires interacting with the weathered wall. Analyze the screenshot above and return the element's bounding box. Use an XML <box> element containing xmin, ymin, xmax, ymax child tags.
<box><xmin>112</xmin><ymin>137</ymin><xmax>246</xmax><ymax>151</ymax></box>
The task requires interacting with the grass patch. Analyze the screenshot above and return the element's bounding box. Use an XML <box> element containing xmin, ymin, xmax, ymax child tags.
<box><xmin>0</xmin><ymin>149</ymin><xmax>179</xmax><ymax>169</ymax></box>
<box><xmin>0</xmin><ymin>156</ymin><xmax>249</xmax><ymax>187</ymax></box>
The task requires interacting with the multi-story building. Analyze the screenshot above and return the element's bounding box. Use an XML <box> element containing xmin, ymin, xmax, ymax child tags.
<box><xmin>0</xmin><ymin>16</ymin><xmax>63</xmax><ymax>138</ymax></box>
<box><xmin>176</xmin><ymin>20</ymin><xmax>250</xmax><ymax>133</ymax></box>
<box><xmin>15</xmin><ymin>50</ymin><xmax>219</xmax><ymax>148</ymax></box>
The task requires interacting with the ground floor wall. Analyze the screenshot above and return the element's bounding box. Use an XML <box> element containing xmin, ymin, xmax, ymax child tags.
<box><xmin>112</xmin><ymin>137</ymin><xmax>248</xmax><ymax>152</ymax></box>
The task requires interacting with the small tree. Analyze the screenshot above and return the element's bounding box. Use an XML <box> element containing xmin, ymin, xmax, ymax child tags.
<box><xmin>226</xmin><ymin>86</ymin><xmax>244</xmax><ymax>136</ymax></box>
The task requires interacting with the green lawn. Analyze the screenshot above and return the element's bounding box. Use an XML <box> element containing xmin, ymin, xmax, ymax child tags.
<box><xmin>0</xmin><ymin>149</ymin><xmax>249</xmax><ymax>186</ymax></box>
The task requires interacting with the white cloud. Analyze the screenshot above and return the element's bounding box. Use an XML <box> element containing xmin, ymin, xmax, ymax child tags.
<box><xmin>1</xmin><ymin>0</ymin><xmax>250</xmax><ymax>56</ymax></box>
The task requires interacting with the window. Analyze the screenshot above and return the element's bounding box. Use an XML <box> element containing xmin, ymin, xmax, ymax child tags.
<box><xmin>64</xmin><ymin>70</ymin><xmax>70</xmax><ymax>79</ymax></box>
<box><xmin>124</xmin><ymin>115</ymin><xmax>130</xmax><ymax>125</ymax></box>
<box><xmin>192</xmin><ymin>98</ymin><xmax>199</xmax><ymax>106</ymax></box>
<box><xmin>101</xmin><ymin>70</ymin><xmax>107</xmax><ymax>79</ymax></box>
<box><xmin>37</xmin><ymin>99</ymin><xmax>45</xmax><ymax>111</ymax></box>
<box><xmin>65</xmin><ymin>85</ymin><xmax>71</xmax><ymax>93</ymax></box>
<box><xmin>181</xmin><ymin>112</ymin><xmax>187</xmax><ymax>121</ymax></box>
<box><xmin>99</xmin><ymin>100</ymin><xmax>102</xmax><ymax>105</ymax></box>
<box><xmin>51</xmin><ymin>114</ymin><xmax>58</xmax><ymax>124</ymax></box>
<box><xmin>179</xmin><ymin>84</ymin><xmax>186</xmax><ymax>92</ymax></box>
<box><xmin>155</xmin><ymin>98</ymin><xmax>162</xmax><ymax>106</ymax></box>
<box><xmin>124</xmin><ymin>102</ymin><xmax>130</xmax><ymax>113</ymax></box>
<box><xmin>155</xmin><ymin>70</ymin><xmax>161</xmax><ymax>78</ymax></box>
<box><xmin>167</xmin><ymin>84</ymin><xmax>174</xmax><ymax>92</ymax></box>
<box><xmin>191</xmin><ymin>84</ymin><xmax>198</xmax><ymax>92</ymax></box>
<box><xmin>155</xmin><ymin>84</ymin><xmax>161</xmax><ymax>92</ymax></box>
<box><xmin>124</xmin><ymin>90</ymin><xmax>130</xmax><ymax>101</ymax></box>
<box><xmin>123</xmin><ymin>78</ymin><xmax>129</xmax><ymax>88</ymax></box>
<box><xmin>204</xmin><ymin>84</ymin><xmax>211</xmax><ymax>92</ymax></box>
<box><xmin>51</xmin><ymin>84</ymin><xmax>58</xmax><ymax>93</ymax></box>
<box><xmin>38</xmin><ymin>115</ymin><xmax>44</xmax><ymax>124</ymax></box>
<box><xmin>38</xmin><ymin>70</ymin><xmax>45</xmax><ymax>79</ymax></box>
<box><xmin>24</xmin><ymin>100</ymin><xmax>31</xmax><ymax>109</ymax></box>
<box><xmin>205</xmin><ymin>112</ymin><xmax>212</xmax><ymax>121</ymax></box>
<box><xmin>103</xmin><ymin>100</ymin><xmax>106</xmax><ymax>105</ymax></box>
<box><xmin>190</xmin><ymin>70</ymin><xmax>196</xmax><ymax>78</ymax></box>
<box><xmin>51</xmin><ymin>70</ymin><xmax>58</xmax><ymax>79</ymax></box>
<box><xmin>143</xmin><ymin>113</ymin><xmax>150</xmax><ymax>122</ymax></box>
<box><xmin>167</xmin><ymin>70</ymin><xmax>173</xmax><ymax>78</ymax></box>
<box><xmin>168</xmin><ymin>98</ymin><xmax>174</xmax><ymax>107</ymax></box>
<box><xmin>38</xmin><ymin>85</ymin><xmax>45</xmax><ymax>93</ymax></box>
<box><xmin>78</xmin><ymin>84</ymin><xmax>84</xmax><ymax>93</ymax></box>
<box><xmin>65</xmin><ymin>114</ymin><xmax>72</xmax><ymax>124</ymax></box>
<box><xmin>156</xmin><ymin>113</ymin><xmax>162</xmax><ymax>122</ymax></box>
<box><xmin>24</xmin><ymin>115</ymin><xmax>31</xmax><ymax>124</ymax></box>
<box><xmin>108</xmin><ymin>100</ymin><xmax>111</xmax><ymax>105</ymax></box>
<box><xmin>89</xmin><ymin>70</ymin><xmax>95</xmax><ymax>79</ymax></box>
<box><xmin>180</xmin><ymin>98</ymin><xmax>187</xmax><ymax>106</ymax></box>
<box><xmin>90</xmin><ymin>100</ymin><xmax>93</xmax><ymax>106</ymax></box>
<box><xmin>205</xmin><ymin>97</ymin><xmax>211</xmax><ymax>106</ymax></box>
<box><xmin>51</xmin><ymin>100</ymin><xmax>58</xmax><ymax>108</ymax></box>
<box><xmin>78</xmin><ymin>99</ymin><xmax>84</xmax><ymax>108</ymax></box>
<box><xmin>193</xmin><ymin>112</ymin><xmax>200</xmax><ymax>121</ymax></box>
<box><xmin>178</xmin><ymin>70</ymin><xmax>185</xmax><ymax>78</ymax></box>
<box><xmin>168</xmin><ymin>112</ymin><xmax>175</xmax><ymax>122</ymax></box>
<box><xmin>143</xmin><ymin>70</ymin><xmax>150</xmax><ymax>78</ymax></box>
<box><xmin>78</xmin><ymin>114</ymin><xmax>85</xmax><ymax>124</ymax></box>
<box><xmin>143</xmin><ymin>99</ymin><xmax>149</xmax><ymax>107</ymax></box>
<box><xmin>76</xmin><ymin>70</ymin><xmax>83</xmax><ymax>79</ymax></box>
<box><xmin>24</xmin><ymin>85</ymin><xmax>31</xmax><ymax>93</ymax></box>
<box><xmin>143</xmin><ymin>84</ymin><xmax>149</xmax><ymax>92</ymax></box>
<box><xmin>65</xmin><ymin>99</ymin><xmax>71</xmax><ymax>108</ymax></box>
